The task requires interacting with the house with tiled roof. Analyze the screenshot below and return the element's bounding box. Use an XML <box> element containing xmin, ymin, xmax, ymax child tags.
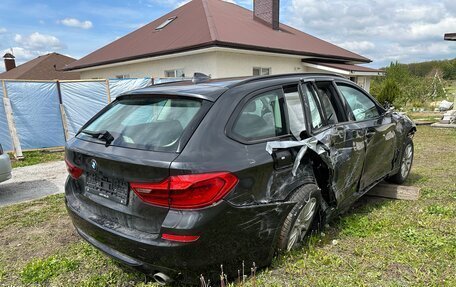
<box><xmin>0</xmin><ymin>52</ymin><xmax>79</xmax><ymax>80</ymax></box>
<box><xmin>65</xmin><ymin>0</ymin><xmax>382</xmax><ymax>91</ymax></box>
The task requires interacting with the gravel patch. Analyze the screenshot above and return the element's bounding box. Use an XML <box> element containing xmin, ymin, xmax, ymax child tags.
<box><xmin>0</xmin><ymin>161</ymin><xmax>67</xmax><ymax>207</ymax></box>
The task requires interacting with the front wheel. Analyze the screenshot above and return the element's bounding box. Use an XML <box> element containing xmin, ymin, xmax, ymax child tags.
<box><xmin>277</xmin><ymin>184</ymin><xmax>321</xmax><ymax>252</ymax></box>
<box><xmin>387</xmin><ymin>138</ymin><xmax>414</xmax><ymax>184</ymax></box>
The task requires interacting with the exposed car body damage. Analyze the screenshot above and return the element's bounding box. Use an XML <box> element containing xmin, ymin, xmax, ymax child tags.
<box><xmin>64</xmin><ymin>74</ymin><xmax>416</xmax><ymax>284</ymax></box>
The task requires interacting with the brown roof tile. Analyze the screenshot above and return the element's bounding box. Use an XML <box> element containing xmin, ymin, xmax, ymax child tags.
<box><xmin>66</xmin><ymin>0</ymin><xmax>370</xmax><ymax>70</ymax></box>
<box><xmin>0</xmin><ymin>53</ymin><xmax>80</xmax><ymax>80</ymax></box>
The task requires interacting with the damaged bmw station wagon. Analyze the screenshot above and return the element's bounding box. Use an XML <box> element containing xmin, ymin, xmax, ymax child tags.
<box><xmin>65</xmin><ymin>73</ymin><xmax>416</xmax><ymax>285</ymax></box>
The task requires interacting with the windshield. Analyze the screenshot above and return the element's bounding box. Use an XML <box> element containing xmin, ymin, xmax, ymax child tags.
<box><xmin>78</xmin><ymin>97</ymin><xmax>203</xmax><ymax>152</ymax></box>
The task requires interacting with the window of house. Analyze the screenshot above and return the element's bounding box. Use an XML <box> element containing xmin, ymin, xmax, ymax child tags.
<box><xmin>155</xmin><ymin>17</ymin><xmax>177</xmax><ymax>30</ymax></box>
<box><xmin>253</xmin><ymin>67</ymin><xmax>271</xmax><ymax>76</ymax></box>
<box><xmin>337</xmin><ymin>84</ymin><xmax>380</xmax><ymax>121</ymax></box>
<box><xmin>115</xmin><ymin>74</ymin><xmax>130</xmax><ymax>79</ymax></box>
<box><xmin>283</xmin><ymin>85</ymin><xmax>306</xmax><ymax>139</ymax></box>
<box><xmin>232</xmin><ymin>90</ymin><xmax>285</xmax><ymax>140</ymax></box>
<box><xmin>164</xmin><ymin>69</ymin><xmax>185</xmax><ymax>78</ymax></box>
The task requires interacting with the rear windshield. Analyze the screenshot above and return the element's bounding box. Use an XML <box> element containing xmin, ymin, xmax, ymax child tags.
<box><xmin>78</xmin><ymin>97</ymin><xmax>203</xmax><ymax>152</ymax></box>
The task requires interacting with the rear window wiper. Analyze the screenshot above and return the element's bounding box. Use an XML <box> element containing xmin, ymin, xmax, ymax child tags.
<box><xmin>81</xmin><ymin>129</ymin><xmax>115</xmax><ymax>147</ymax></box>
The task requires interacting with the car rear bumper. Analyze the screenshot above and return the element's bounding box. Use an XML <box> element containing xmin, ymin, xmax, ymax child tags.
<box><xmin>65</xmin><ymin>181</ymin><xmax>294</xmax><ymax>282</ymax></box>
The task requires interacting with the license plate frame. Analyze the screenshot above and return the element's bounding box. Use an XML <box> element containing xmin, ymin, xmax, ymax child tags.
<box><xmin>85</xmin><ymin>173</ymin><xmax>129</xmax><ymax>205</ymax></box>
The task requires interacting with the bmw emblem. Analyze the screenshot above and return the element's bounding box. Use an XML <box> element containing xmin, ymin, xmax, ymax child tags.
<box><xmin>90</xmin><ymin>159</ymin><xmax>98</xmax><ymax>171</ymax></box>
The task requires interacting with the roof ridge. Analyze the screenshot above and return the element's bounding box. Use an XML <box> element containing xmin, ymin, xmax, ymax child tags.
<box><xmin>202</xmin><ymin>0</ymin><xmax>218</xmax><ymax>41</ymax></box>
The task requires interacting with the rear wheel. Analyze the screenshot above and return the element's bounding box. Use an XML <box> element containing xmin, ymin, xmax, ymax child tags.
<box><xmin>277</xmin><ymin>184</ymin><xmax>321</xmax><ymax>252</ymax></box>
<box><xmin>387</xmin><ymin>138</ymin><xmax>414</xmax><ymax>184</ymax></box>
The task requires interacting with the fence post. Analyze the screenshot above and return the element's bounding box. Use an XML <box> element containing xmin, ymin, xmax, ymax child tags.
<box><xmin>56</xmin><ymin>80</ymin><xmax>70</xmax><ymax>141</ymax></box>
<box><xmin>105</xmin><ymin>79</ymin><xmax>112</xmax><ymax>103</ymax></box>
<box><xmin>2</xmin><ymin>80</ymin><xmax>23</xmax><ymax>159</ymax></box>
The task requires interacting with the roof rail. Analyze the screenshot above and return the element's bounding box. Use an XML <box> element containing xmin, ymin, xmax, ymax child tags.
<box><xmin>230</xmin><ymin>72</ymin><xmax>343</xmax><ymax>88</ymax></box>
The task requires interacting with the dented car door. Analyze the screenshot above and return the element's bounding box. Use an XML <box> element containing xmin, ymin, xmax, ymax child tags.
<box><xmin>336</xmin><ymin>83</ymin><xmax>395</xmax><ymax>190</ymax></box>
<box><xmin>301</xmin><ymin>81</ymin><xmax>367</xmax><ymax>209</ymax></box>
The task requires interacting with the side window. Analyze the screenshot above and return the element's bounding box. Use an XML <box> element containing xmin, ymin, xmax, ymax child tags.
<box><xmin>232</xmin><ymin>90</ymin><xmax>286</xmax><ymax>140</ymax></box>
<box><xmin>337</xmin><ymin>84</ymin><xmax>380</xmax><ymax>121</ymax></box>
<box><xmin>315</xmin><ymin>87</ymin><xmax>338</xmax><ymax>125</ymax></box>
<box><xmin>283</xmin><ymin>85</ymin><xmax>306</xmax><ymax>139</ymax></box>
<box><xmin>301</xmin><ymin>84</ymin><xmax>323</xmax><ymax>130</ymax></box>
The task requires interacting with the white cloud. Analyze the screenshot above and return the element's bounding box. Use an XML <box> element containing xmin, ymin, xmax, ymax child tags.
<box><xmin>2</xmin><ymin>32</ymin><xmax>67</xmax><ymax>70</ymax></box>
<box><xmin>285</xmin><ymin>0</ymin><xmax>456</xmax><ymax>67</ymax></box>
<box><xmin>338</xmin><ymin>41</ymin><xmax>375</xmax><ymax>53</ymax></box>
<box><xmin>0</xmin><ymin>27</ymin><xmax>6</xmax><ymax>34</ymax></box>
<box><xmin>14</xmin><ymin>32</ymin><xmax>64</xmax><ymax>50</ymax></box>
<box><xmin>59</xmin><ymin>18</ymin><xmax>93</xmax><ymax>29</ymax></box>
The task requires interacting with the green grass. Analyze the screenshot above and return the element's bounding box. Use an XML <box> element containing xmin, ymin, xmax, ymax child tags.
<box><xmin>0</xmin><ymin>126</ymin><xmax>454</xmax><ymax>286</ymax></box>
<box><xmin>9</xmin><ymin>150</ymin><xmax>64</xmax><ymax>168</ymax></box>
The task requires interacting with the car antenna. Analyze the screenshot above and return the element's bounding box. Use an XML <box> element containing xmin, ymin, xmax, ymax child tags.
<box><xmin>192</xmin><ymin>72</ymin><xmax>211</xmax><ymax>84</ymax></box>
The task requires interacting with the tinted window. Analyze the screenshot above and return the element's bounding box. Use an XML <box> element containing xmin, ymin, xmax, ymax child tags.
<box><xmin>233</xmin><ymin>90</ymin><xmax>285</xmax><ymax>140</ymax></box>
<box><xmin>302</xmin><ymin>84</ymin><xmax>323</xmax><ymax>130</ymax></box>
<box><xmin>337</xmin><ymin>84</ymin><xmax>380</xmax><ymax>121</ymax></box>
<box><xmin>80</xmin><ymin>97</ymin><xmax>202</xmax><ymax>152</ymax></box>
<box><xmin>283</xmin><ymin>85</ymin><xmax>306</xmax><ymax>139</ymax></box>
<box><xmin>316</xmin><ymin>87</ymin><xmax>338</xmax><ymax>125</ymax></box>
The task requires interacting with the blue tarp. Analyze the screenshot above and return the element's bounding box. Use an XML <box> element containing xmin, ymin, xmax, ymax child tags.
<box><xmin>0</xmin><ymin>87</ymin><xmax>13</xmax><ymax>152</ymax></box>
<box><xmin>1</xmin><ymin>78</ymin><xmax>155</xmax><ymax>150</ymax></box>
<box><xmin>6</xmin><ymin>81</ymin><xmax>65</xmax><ymax>149</ymax></box>
<box><xmin>108</xmin><ymin>78</ymin><xmax>151</xmax><ymax>99</ymax></box>
<box><xmin>60</xmin><ymin>81</ymin><xmax>108</xmax><ymax>138</ymax></box>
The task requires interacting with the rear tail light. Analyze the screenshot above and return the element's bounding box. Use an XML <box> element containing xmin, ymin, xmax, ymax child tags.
<box><xmin>131</xmin><ymin>172</ymin><xmax>238</xmax><ymax>209</ymax></box>
<box><xmin>161</xmin><ymin>233</ymin><xmax>200</xmax><ymax>243</ymax></box>
<box><xmin>65</xmin><ymin>159</ymin><xmax>83</xmax><ymax>179</ymax></box>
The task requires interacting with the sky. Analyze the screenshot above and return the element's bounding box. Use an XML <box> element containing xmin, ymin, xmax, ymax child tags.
<box><xmin>0</xmin><ymin>0</ymin><xmax>455</xmax><ymax>72</ymax></box>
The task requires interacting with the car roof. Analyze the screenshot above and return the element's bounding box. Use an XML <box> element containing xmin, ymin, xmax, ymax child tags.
<box><xmin>120</xmin><ymin>73</ymin><xmax>347</xmax><ymax>102</ymax></box>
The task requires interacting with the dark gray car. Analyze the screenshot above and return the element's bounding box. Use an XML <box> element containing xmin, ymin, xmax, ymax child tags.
<box><xmin>64</xmin><ymin>74</ymin><xmax>416</xmax><ymax>284</ymax></box>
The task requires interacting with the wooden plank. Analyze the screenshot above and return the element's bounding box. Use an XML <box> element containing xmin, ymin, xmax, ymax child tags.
<box><xmin>59</xmin><ymin>104</ymin><xmax>70</xmax><ymax>141</ymax></box>
<box><xmin>431</xmin><ymin>123</ymin><xmax>456</xmax><ymax>129</ymax></box>
<box><xmin>2</xmin><ymin>81</ymin><xmax>23</xmax><ymax>159</ymax></box>
<box><xmin>105</xmin><ymin>79</ymin><xmax>112</xmax><ymax>103</ymax></box>
<box><xmin>58</xmin><ymin>79</ymin><xmax>106</xmax><ymax>83</ymax></box>
<box><xmin>367</xmin><ymin>183</ymin><xmax>420</xmax><ymax>201</ymax></box>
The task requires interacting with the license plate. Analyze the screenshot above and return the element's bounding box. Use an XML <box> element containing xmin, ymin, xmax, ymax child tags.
<box><xmin>85</xmin><ymin>173</ymin><xmax>129</xmax><ymax>205</ymax></box>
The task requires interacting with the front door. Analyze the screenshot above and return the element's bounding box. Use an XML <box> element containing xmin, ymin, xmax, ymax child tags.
<box><xmin>336</xmin><ymin>83</ymin><xmax>396</xmax><ymax>190</ymax></box>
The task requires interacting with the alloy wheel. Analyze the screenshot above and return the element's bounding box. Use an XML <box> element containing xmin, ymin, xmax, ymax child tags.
<box><xmin>287</xmin><ymin>197</ymin><xmax>317</xmax><ymax>251</ymax></box>
<box><xmin>401</xmin><ymin>144</ymin><xmax>413</xmax><ymax>179</ymax></box>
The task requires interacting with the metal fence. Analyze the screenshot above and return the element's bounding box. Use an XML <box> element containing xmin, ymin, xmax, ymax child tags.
<box><xmin>1</xmin><ymin>78</ymin><xmax>152</xmax><ymax>157</ymax></box>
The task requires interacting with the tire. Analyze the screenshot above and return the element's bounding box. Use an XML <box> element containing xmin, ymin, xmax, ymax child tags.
<box><xmin>387</xmin><ymin>137</ymin><xmax>414</xmax><ymax>184</ymax></box>
<box><xmin>277</xmin><ymin>184</ymin><xmax>321</xmax><ymax>252</ymax></box>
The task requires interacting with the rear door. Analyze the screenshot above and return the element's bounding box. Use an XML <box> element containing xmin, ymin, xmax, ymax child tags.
<box><xmin>300</xmin><ymin>81</ymin><xmax>366</xmax><ymax>208</ymax></box>
<box><xmin>335</xmin><ymin>83</ymin><xmax>396</xmax><ymax>190</ymax></box>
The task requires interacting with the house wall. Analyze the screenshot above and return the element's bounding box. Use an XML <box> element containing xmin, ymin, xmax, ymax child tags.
<box><xmin>80</xmin><ymin>52</ymin><xmax>218</xmax><ymax>79</ymax></box>
<box><xmin>213</xmin><ymin>51</ymin><xmax>302</xmax><ymax>77</ymax></box>
<box><xmin>80</xmin><ymin>50</ymin><xmax>302</xmax><ymax>79</ymax></box>
<box><xmin>79</xmin><ymin>50</ymin><xmax>372</xmax><ymax>92</ymax></box>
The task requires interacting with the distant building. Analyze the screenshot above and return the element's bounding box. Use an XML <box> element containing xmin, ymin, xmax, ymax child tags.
<box><xmin>65</xmin><ymin>0</ymin><xmax>381</xmax><ymax>91</ymax></box>
<box><xmin>0</xmin><ymin>52</ymin><xmax>80</xmax><ymax>80</ymax></box>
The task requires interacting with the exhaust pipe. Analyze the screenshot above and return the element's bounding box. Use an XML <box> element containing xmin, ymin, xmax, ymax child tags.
<box><xmin>153</xmin><ymin>272</ymin><xmax>173</xmax><ymax>285</ymax></box>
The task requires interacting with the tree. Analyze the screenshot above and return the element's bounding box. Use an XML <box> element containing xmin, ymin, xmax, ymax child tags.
<box><xmin>377</xmin><ymin>79</ymin><xmax>401</xmax><ymax>106</ymax></box>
